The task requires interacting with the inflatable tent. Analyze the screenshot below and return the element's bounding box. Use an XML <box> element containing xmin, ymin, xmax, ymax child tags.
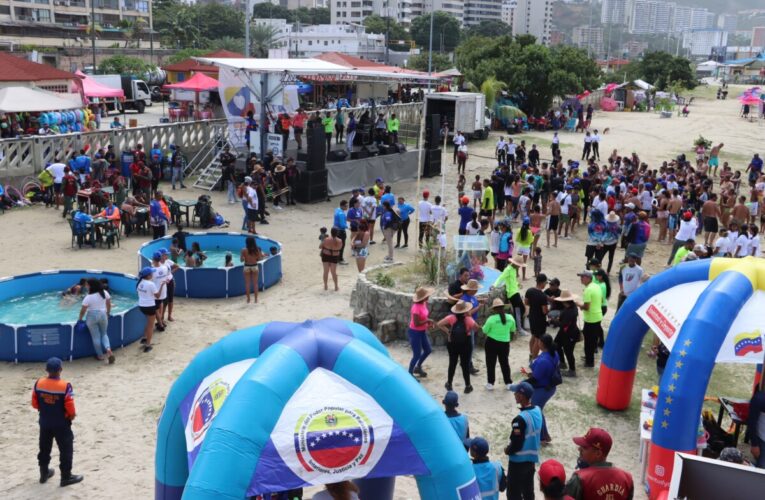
<box><xmin>596</xmin><ymin>257</ymin><xmax>765</xmax><ymax>498</ymax></box>
<box><xmin>155</xmin><ymin>318</ymin><xmax>479</xmax><ymax>500</ymax></box>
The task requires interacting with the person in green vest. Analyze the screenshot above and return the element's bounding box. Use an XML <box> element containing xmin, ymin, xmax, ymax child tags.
<box><xmin>321</xmin><ymin>112</ymin><xmax>334</xmax><ymax>159</ymax></box>
<box><xmin>386</xmin><ymin>113</ymin><xmax>400</xmax><ymax>144</ymax></box>
<box><xmin>505</xmin><ymin>381</ymin><xmax>543</xmax><ymax>500</ymax></box>
<box><xmin>672</xmin><ymin>239</ymin><xmax>695</xmax><ymax>266</ymax></box>
<box><xmin>469</xmin><ymin>437</ymin><xmax>507</xmax><ymax>500</ymax></box>
<box><xmin>577</xmin><ymin>270</ymin><xmax>603</xmax><ymax>368</ymax></box>
<box><xmin>492</xmin><ymin>257</ymin><xmax>529</xmax><ymax>337</ymax></box>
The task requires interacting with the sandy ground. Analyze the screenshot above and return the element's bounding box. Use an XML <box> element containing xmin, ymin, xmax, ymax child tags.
<box><xmin>1</xmin><ymin>90</ymin><xmax>762</xmax><ymax>499</ymax></box>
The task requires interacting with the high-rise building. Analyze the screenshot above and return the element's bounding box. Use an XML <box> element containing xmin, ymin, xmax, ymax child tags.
<box><xmin>572</xmin><ymin>25</ymin><xmax>604</xmax><ymax>57</ymax></box>
<box><xmin>628</xmin><ymin>0</ymin><xmax>673</xmax><ymax>35</ymax></box>
<box><xmin>500</xmin><ymin>0</ymin><xmax>516</xmax><ymax>26</ymax></box>
<box><xmin>463</xmin><ymin>0</ymin><xmax>503</xmax><ymax>27</ymax></box>
<box><xmin>682</xmin><ymin>29</ymin><xmax>727</xmax><ymax>57</ymax></box>
<box><xmin>753</xmin><ymin>26</ymin><xmax>765</xmax><ymax>48</ymax></box>
<box><xmin>331</xmin><ymin>0</ymin><xmax>415</xmax><ymax>27</ymax></box>
<box><xmin>406</xmin><ymin>0</ymin><xmax>464</xmax><ymax>25</ymax></box>
<box><xmin>673</xmin><ymin>5</ymin><xmax>713</xmax><ymax>34</ymax></box>
<box><xmin>601</xmin><ymin>0</ymin><xmax>628</xmax><ymax>25</ymax></box>
<box><xmin>717</xmin><ymin>14</ymin><xmax>737</xmax><ymax>34</ymax></box>
<box><xmin>511</xmin><ymin>0</ymin><xmax>551</xmax><ymax>45</ymax></box>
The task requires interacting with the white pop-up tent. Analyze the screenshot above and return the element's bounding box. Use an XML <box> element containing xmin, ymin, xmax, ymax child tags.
<box><xmin>0</xmin><ymin>86</ymin><xmax>82</xmax><ymax>112</ymax></box>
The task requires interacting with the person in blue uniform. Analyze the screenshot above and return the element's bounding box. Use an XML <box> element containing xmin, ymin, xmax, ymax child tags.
<box><xmin>443</xmin><ymin>390</ymin><xmax>470</xmax><ymax>448</ymax></box>
<box><xmin>504</xmin><ymin>381</ymin><xmax>542</xmax><ymax>500</ymax></box>
<box><xmin>469</xmin><ymin>437</ymin><xmax>507</xmax><ymax>500</ymax></box>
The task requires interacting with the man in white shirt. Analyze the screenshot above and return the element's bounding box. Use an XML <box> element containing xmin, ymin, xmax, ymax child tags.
<box><xmin>557</xmin><ymin>186</ymin><xmax>573</xmax><ymax>239</ymax></box>
<box><xmin>46</xmin><ymin>162</ymin><xmax>67</xmax><ymax>209</ymax></box>
<box><xmin>617</xmin><ymin>253</ymin><xmax>644</xmax><ymax>310</ymax></box>
<box><xmin>591</xmin><ymin>129</ymin><xmax>601</xmax><ymax>160</ymax></box>
<box><xmin>734</xmin><ymin>228</ymin><xmax>751</xmax><ymax>257</ymax></box>
<box><xmin>496</xmin><ymin>137</ymin><xmax>507</xmax><ymax>165</ymax></box>
<box><xmin>668</xmin><ymin>211</ymin><xmax>698</xmax><ymax>265</ymax></box>
<box><xmin>151</xmin><ymin>253</ymin><xmax>170</xmax><ymax>332</ymax></box>
<box><xmin>418</xmin><ymin>190</ymin><xmax>433</xmax><ymax>248</ymax></box>
<box><xmin>595</xmin><ymin>192</ymin><xmax>608</xmax><ymax>218</ymax></box>
<box><xmin>361</xmin><ymin>189</ymin><xmax>379</xmax><ymax>244</ymax></box>
<box><xmin>551</xmin><ymin>132</ymin><xmax>560</xmax><ymax>159</ymax></box>
<box><xmin>506</xmin><ymin>139</ymin><xmax>517</xmax><ymax>168</ymax></box>
<box><xmin>430</xmin><ymin>195</ymin><xmax>448</xmax><ymax>228</ymax></box>
<box><xmin>244</xmin><ymin>176</ymin><xmax>259</xmax><ymax>234</ymax></box>
<box><xmin>453</xmin><ymin>132</ymin><xmax>465</xmax><ymax>164</ymax></box>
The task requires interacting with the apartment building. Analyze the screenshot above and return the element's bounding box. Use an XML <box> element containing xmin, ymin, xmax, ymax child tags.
<box><xmin>0</xmin><ymin>0</ymin><xmax>153</xmax><ymax>51</ymax></box>
<box><xmin>682</xmin><ymin>29</ymin><xmax>727</xmax><ymax>57</ymax></box>
<box><xmin>628</xmin><ymin>0</ymin><xmax>673</xmax><ymax>35</ymax></box>
<box><xmin>463</xmin><ymin>0</ymin><xmax>502</xmax><ymax>27</ymax></box>
<box><xmin>330</xmin><ymin>0</ymin><xmax>414</xmax><ymax>27</ymax></box>
<box><xmin>408</xmin><ymin>0</ymin><xmax>464</xmax><ymax>25</ymax></box>
<box><xmin>601</xmin><ymin>0</ymin><xmax>628</xmax><ymax>25</ymax></box>
<box><xmin>572</xmin><ymin>25</ymin><xmax>604</xmax><ymax>58</ymax></box>
<box><xmin>511</xmin><ymin>0</ymin><xmax>551</xmax><ymax>45</ymax></box>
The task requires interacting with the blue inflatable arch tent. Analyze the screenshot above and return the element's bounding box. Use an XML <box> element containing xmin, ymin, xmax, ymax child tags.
<box><xmin>155</xmin><ymin>318</ymin><xmax>479</xmax><ymax>500</ymax></box>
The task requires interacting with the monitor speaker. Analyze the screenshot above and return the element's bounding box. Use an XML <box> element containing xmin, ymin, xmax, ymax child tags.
<box><xmin>351</xmin><ymin>150</ymin><xmax>369</xmax><ymax>160</ymax></box>
<box><xmin>328</xmin><ymin>150</ymin><xmax>348</xmax><ymax>162</ymax></box>
<box><xmin>363</xmin><ymin>144</ymin><xmax>379</xmax><ymax>156</ymax></box>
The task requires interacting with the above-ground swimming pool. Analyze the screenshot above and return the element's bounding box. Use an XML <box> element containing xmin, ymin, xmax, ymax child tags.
<box><xmin>138</xmin><ymin>232</ymin><xmax>282</xmax><ymax>299</ymax></box>
<box><xmin>0</xmin><ymin>270</ymin><xmax>144</xmax><ymax>362</ymax></box>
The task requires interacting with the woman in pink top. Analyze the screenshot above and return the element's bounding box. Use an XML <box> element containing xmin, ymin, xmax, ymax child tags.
<box><xmin>437</xmin><ymin>300</ymin><xmax>478</xmax><ymax>393</ymax></box>
<box><xmin>408</xmin><ymin>287</ymin><xmax>435</xmax><ymax>378</ymax></box>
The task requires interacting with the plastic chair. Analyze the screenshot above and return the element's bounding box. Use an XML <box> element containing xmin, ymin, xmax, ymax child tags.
<box><xmin>68</xmin><ymin>218</ymin><xmax>88</xmax><ymax>248</ymax></box>
<box><xmin>103</xmin><ymin>221</ymin><xmax>120</xmax><ymax>249</ymax></box>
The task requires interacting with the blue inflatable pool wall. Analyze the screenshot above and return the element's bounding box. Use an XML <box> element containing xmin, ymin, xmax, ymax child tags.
<box><xmin>0</xmin><ymin>270</ymin><xmax>144</xmax><ymax>363</ymax></box>
<box><xmin>138</xmin><ymin>232</ymin><xmax>282</xmax><ymax>299</ymax></box>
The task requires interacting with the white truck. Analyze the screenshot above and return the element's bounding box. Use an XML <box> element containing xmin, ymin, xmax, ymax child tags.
<box><xmin>89</xmin><ymin>74</ymin><xmax>152</xmax><ymax>114</ymax></box>
<box><xmin>424</xmin><ymin>92</ymin><xmax>491</xmax><ymax>140</ymax></box>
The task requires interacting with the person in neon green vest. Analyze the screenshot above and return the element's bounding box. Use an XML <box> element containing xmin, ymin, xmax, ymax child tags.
<box><xmin>386</xmin><ymin>113</ymin><xmax>400</xmax><ymax>144</ymax></box>
<box><xmin>321</xmin><ymin>112</ymin><xmax>334</xmax><ymax>159</ymax></box>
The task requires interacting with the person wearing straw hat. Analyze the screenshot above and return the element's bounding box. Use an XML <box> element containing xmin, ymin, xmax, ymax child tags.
<box><xmin>408</xmin><ymin>287</ymin><xmax>435</xmax><ymax>379</ymax></box>
<box><xmin>553</xmin><ymin>290</ymin><xmax>581</xmax><ymax>377</ymax></box>
<box><xmin>493</xmin><ymin>257</ymin><xmax>529</xmax><ymax>337</ymax></box>
<box><xmin>436</xmin><ymin>300</ymin><xmax>478</xmax><ymax>393</ymax></box>
<box><xmin>482</xmin><ymin>298</ymin><xmax>515</xmax><ymax>391</ymax></box>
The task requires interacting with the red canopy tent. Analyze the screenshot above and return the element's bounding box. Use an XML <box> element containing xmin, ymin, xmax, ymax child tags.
<box><xmin>164</xmin><ymin>73</ymin><xmax>219</xmax><ymax>121</ymax></box>
<box><xmin>75</xmin><ymin>70</ymin><xmax>124</xmax><ymax>99</ymax></box>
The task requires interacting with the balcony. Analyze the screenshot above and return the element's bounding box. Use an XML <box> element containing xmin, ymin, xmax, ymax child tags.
<box><xmin>53</xmin><ymin>0</ymin><xmax>87</xmax><ymax>7</ymax></box>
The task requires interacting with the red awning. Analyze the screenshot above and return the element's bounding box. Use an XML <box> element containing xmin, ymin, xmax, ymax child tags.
<box><xmin>165</xmin><ymin>72</ymin><xmax>219</xmax><ymax>92</ymax></box>
<box><xmin>75</xmin><ymin>70</ymin><xmax>125</xmax><ymax>98</ymax></box>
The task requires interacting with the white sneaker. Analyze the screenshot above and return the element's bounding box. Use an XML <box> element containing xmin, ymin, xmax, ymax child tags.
<box><xmin>517</xmin><ymin>329</ymin><xmax>530</xmax><ymax>337</ymax></box>
<box><xmin>485</xmin><ymin>383</ymin><xmax>494</xmax><ymax>391</ymax></box>
<box><xmin>274</xmin><ymin>205</ymin><xmax>283</xmax><ymax>210</ymax></box>
<box><xmin>506</xmin><ymin>384</ymin><xmax>513</xmax><ymax>391</ymax></box>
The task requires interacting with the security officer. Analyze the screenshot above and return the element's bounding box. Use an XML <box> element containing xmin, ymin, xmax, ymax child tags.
<box><xmin>32</xmin><ymin>357</ymin><xmax>83</xmax><ymax>487</ymax></box>
<box><xmin>469</xmin><ymin>437</ymin><xmax>507</xmax><ymax>500</ymax></box>
<box><xmin>504</xmin><ymin>381</ymin><xmax>542</xmax><ymax>500</ymax></box>
<box><xmin>443</xmin><ymin>391</ymin><xmax>470</xmax><ymax>448</ymax></box>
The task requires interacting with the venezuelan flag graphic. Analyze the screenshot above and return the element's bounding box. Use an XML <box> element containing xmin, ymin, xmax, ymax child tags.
<box><xmin>734</xmin><ymin>331</ymin><xmax>762</xmax><ymax>357</ymax></box>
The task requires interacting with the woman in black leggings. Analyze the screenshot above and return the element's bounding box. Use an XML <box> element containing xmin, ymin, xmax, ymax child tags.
<box><xmin>481</xmin><ymin>298</ymin><xmax>515</xmax><ymax>389</ymax></box>
<box><xmin>553</xmin><ymin>290</ymin><xmax>580</xmax><ymax>377</ymax></box>
<box><xmin>437</xmin><ymin>300</ymin><xmax>477</xmax><ymax>394</ymax></box>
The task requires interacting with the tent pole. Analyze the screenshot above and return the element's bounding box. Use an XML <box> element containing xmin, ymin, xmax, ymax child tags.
<box><xmin>260</xmin><ymin>72</ymin><xmax>268</xmax><ymax>158</ymax></box>
<box><xmin>414</xmin><ymin>97</ymin><xmax>426</xmax><ymax>265</ymax></box>
<box><xmin>435</xmin><ymin>126</ymin><xmax>447</xmax><ymax>285</ymax></box>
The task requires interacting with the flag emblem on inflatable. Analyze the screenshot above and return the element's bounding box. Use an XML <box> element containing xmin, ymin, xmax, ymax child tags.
<box><xmin>294</xmin><ymin>407</ymin><xmax>374</xmax><ymax>474</ymax></box>
<box><xmin>191</xmin><ymin>380</ymin><xmax>230</xmax><ymax>441</ymax></box>
<box><xmin>733</xmin><ymin>331</ymin><xmax>762</xmax><ymax>357</ymax></box>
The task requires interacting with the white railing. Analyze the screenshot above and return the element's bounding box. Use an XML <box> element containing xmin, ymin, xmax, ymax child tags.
<box><xmin>0</xmin><ymin>119</ymin><xmax>227</xmax><ymax>182</ymax></box>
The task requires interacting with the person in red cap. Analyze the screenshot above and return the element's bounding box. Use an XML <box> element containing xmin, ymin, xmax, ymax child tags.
<box><xmin>538</xmin><ymin>459</ymin><xmax>573</xmax><ymax>499</ymax></box>
<box><xmin>565</xmin><ymin>428</ymin><xmax>633</xmax><ymax>500</ymax></box>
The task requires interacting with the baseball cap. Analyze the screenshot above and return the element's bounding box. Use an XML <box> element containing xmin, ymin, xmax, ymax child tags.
<box><xmin>375</xmin><ymin>177</ymin><xmax>383</xmax><ymax>183</ymax></box>
<box><xmin>719</xmin><ymin>447</ymin><xmax>745</xmax><ymax>464</ymax></box>
<box><xmin>461</xmin><ymin>196</ymin><xmax>470</xmax><ymax>205</ymax></box>
<box><xmin>565</xmin><ymin>185</ymin><xmax>573</xmax><ymax>190</ymax></box>
<box><xmin>577</xmin><ymin>270</ymin><xmax>594</xmax><ymax>278</ymax></box>
<box><xmin>572</xmin><ymin>427</ymin><xmax>613</xmax><ymax>455</ymax></box>
<box><xmin>508</xmin><ymin>381</ymin><xmax>534</xmax><ymax>399</ymax></box>
<box><xmin>682</xmin><ymin>211</ymin><xmax>693</xmax><ymax>220</ymax></box>
<box><xmin>442</xmin><ymin>390</ymin><xmax>459</xmax><ymax>407</ymax></box>
<box><xmin>139</xmin><ymin>266</ymin><xmax>154</xmax><ymax>279</ymax></box>
<box><xmin>244</xmin><ymin>176</ymin><xmax>253</xmax><ymax>183</ymax></box>
<box><xmin>583</xmin><ymin>171</ymin><xmax>589</xmax><ymax>177</ymax></box>
<box><xmin>538</xmin><ymin>459</ymin><xmax>566</xmax><ymax>487</ymax></box>
<box><xmin>158</xmin><ymin>248</ymin><xmax>169</xmax><ymax>255</ymax></box>
<box><xmin>423</xmin><ymin>190</ymin><xmax>430</xmax><ymax>197</ymax></box>
<box><xmin>46</xmin><ymin>357</ymin><xmax>63</xmax><ymax>373</ymax></box>
<box><xmin>152</xmin><ymin>251</ymin><xmax>162</xmax><ymax>261</ymax></box>
<box><xmin>468</xmin><ymin>437</ymin><xmax>489</xmax><ymax>457</ymax></box>
<box><xmin>631</xmin><ymin>188</ymin><xmax>638</xmax><ymax>194</ymax></box>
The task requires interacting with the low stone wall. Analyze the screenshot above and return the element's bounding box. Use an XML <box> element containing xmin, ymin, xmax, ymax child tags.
<box><xmin>350</xmin><ymin>263</ymin><xmax>504</xmax><ymax>346</ymax></box>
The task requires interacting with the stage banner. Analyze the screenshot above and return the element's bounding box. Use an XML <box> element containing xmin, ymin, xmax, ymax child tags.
<box><xmin>247</xmin><ymin>368</ymin><xmax>428</xmax><ymax>495</ymax></box>
<box><xmin>219</xmin><ymin>66</ymin><xmax>299</xmax><ymax>149</ymax></box>
<box><xmin>179</xmin><ymin>358</ymin><xmax>257</xmax><ymax>470</ymax></box>
<box><xmin>636</xmin><ymin>282</ymin><xmax>765</xmax><ymax>364</ymax></box>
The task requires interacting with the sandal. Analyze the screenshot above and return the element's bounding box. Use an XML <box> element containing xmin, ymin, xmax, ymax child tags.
<box><xmin>108</xmin><ymin>354</ymin><xmax>115</xmax><ymax>364</ymax></box>
<box><xmin>143</xmin><ymin>345</ymin><xmax>153</xmax><ymax>353</ymax></box>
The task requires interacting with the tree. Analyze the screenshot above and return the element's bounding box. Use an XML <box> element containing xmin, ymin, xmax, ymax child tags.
<box><xmin>249</xmin><ymin>24</ymin><xmax>279</xmax><ymax>58</ymax></box>
<box><xmin>406</xmin><ymin>52</ymin><xmax>451</xmax><ymax>72</ymax></box>
<box><xmin>410</xmin><ymin>13</ymin><xmax>461</xmax><ymax>52</ymax></box>
<box><xmin>480</xmin><ymin>76</ymin><xmax>506</xmax><ymax>109</ymax></box>
<box><xmin>462</xmin><ymin>20</ymin><xmax>512</xmax><ymax>39</ymax></box>
<box><xmin>166</xmin><ymin>48</ymin><xmax>209</xmax><ymax>65</ymax></box>
<box><xmin>119</xmin><ymin>17</ymin><xmax>147</xmax><ymax>48</ymax></box>
<box><xmin>99</xmin><ymin>55</ymin><xmax>151</xmax><ymax>75</ymax></box>
<box><xmin>251</xmin><ymin>3</ymin><xmax>291</xmax><ymax>20</ymax></box>
<box><xmin>210</xmin><ymin>37</ymin><xmax>245</xmax><ymax>53</ymax></box>
<box><xmin>363</xmin><ymin>14</ymin><xmax>410</xmax><ymax>42</ymax></box>
<box><xmin>198</xmin><ymin>3</ymin><xmax>245</xmax><ymax>40</ymax></box>
<box><xmin>636</xmin><ymin>51</ymin><xmax>696</xmax><ymax>90</ymax></box>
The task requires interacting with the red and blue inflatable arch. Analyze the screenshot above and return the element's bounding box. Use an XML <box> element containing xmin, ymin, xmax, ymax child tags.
<box><xmin>597</xmin><ymin>257</ymin><xmax>765</xmax><ymax>498</ymax></box>
<box><xmin>155</xmin><ymin>318</ymin><xmax>480</xmax><ymax>500</ymax></box>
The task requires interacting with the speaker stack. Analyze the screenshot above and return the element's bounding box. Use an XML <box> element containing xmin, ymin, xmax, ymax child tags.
<box><xmin>306</xmin><ymin>127</ymin><xmax>326</xmax><ymax>172</ymax></box>
<box><xmin>423</xmin><ymin>113</ymin><xmax>442</xmax><ymax>178</ymax></box>
<box><xmin>294</xmin><ymin>165</ymin><xmax>328</xmax><ymax>204</ymax></box>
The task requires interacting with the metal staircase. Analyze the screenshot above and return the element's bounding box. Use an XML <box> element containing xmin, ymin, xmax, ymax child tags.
<box><xmin>192</xmin><ymin>140</ymin><xmax>241</xmax><ymax>191</ymax></box>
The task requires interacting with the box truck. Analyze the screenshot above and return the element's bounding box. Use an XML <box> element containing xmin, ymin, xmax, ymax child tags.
<box><xmin>90</xmin><ymin>74</ymin><xmax>152</xmax><ymax>114</ymax></box>
<box><xmin>424</xmin><ymin>92</ymin><xmax>491</xmax><ymax>140</ymax></box>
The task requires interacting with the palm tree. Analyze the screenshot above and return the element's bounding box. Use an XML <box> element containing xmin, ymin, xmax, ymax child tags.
<box><xmin>249</xmin><ymin>24</ymin><xmax>279</xmax><ymax>58</ymax></box>
<box><xmin>118</xmin><ymin>18</ymin><xmax>147</xmax><ymax>48</ymax></box>
<box><xmin>480</xmin><ymin>76</ymin><xmax>507</xmax><ymax>109</ymax></box>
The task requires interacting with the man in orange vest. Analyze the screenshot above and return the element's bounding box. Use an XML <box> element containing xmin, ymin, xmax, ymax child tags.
<box><xmin>32</xmin><ymin>357</ymin><xmax>83</xmax><ymax>487</ymax></box>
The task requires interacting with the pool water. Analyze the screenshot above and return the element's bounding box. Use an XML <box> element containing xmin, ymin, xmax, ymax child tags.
<box><xmin>0</xmin><ymin>291</ymin><xmax>136</xmax><ymax>325</ymax></box>
<box><xmin>179</xmin><ymin>249</ymin><xmax>235</xmax><ymax>268</ymax></box>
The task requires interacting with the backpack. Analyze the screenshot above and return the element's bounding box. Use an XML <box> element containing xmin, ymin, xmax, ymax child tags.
<box><xmin>449</xmin><ymin>317</ymin><xmax>469</xmax><ymax>344</ymax></box>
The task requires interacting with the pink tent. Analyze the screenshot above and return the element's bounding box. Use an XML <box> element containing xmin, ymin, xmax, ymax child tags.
<box><xmin>75</xmin><ymin>70</ymin><xmax>124</xmax><ymax>99</ymax></box>
<box><xmin>164</xmin><ymin>72</ymin><xmax>218</xmax><ymax>92</ymax></box>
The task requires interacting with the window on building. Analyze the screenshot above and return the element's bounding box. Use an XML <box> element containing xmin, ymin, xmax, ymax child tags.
<box><xmin>0</xmin><ymin>4</ymin><xmax>10</xmax><ymax>14</ymax></box>
<box><xmin>38</xmin><ymin>84</ymin><xmax>68</xmax><ymax>93</ymax></box>
<box><xmin>308</xmin><ymin>40</ymin><xmax>312</xmax><ymax>45</ymax></box>
<box><xmin>324</xmin><ymin>40</ymin><xmax>328</xmax><ymax>45</ymax></box>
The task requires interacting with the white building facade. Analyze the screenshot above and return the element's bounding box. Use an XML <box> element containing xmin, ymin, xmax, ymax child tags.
<box><xmin>572</xmin><ymin>25</ymin><xmax>604</xmax><ymax>58</ymax></box>
<box><xmin>463</xmin><ymin>0</ymin><xmax>503</xmax><ymax>27</ymax></box>
<box><xmin>330</xmin><ymin>0</ymin><xmax>414</xmax><ymax>27</ymax></box>
<box><xmin>511</xmin><ymin>0</ymin><xmax>551</xmax><ymax>45</ymax></box>
<box><xmin>682</xmin><ymin>29</ymin><xmax>727</xmax><ymax>57</ymax></box>
<box><xmin>601</xmin><ymin>0</ymin><xmax>628</xmax><ymax>25</ymax></box>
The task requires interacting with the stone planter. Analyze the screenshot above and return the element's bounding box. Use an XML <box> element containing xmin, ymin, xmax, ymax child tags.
<box><xmin>350</xmin><ymin>263</ymin><xmax>505</xmax><ymax>346</ymax></box>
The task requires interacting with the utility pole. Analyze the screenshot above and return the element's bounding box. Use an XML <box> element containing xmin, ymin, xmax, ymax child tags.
<box><xmin>427</xmin><ymin>7</ymin><xmax>434</xmax><ymax>90</ymax></box>
<box><xmin>245</xmin><ymin>0</ymin><xmax>252</xmax><ymax>57</ymax></box>
<box><xmin>385</xmin><ymin>9</ymin><xmax>390</xmax><ymax>64</ymax></box>
<box><xmin>90</xmin><ymin>0</ymin><xmax>96</xmax><ymax>71</ymax></box>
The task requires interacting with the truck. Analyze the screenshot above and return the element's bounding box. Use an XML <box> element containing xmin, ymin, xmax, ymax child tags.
<box><xmin>89</xmin><ymin>74</ymin><xmax>152</xmax><ymax>114</ymax></box>
<box><xmin>424</xmin><ymin>92</ymin><xmax>492</xmax><ymax>140</ymax></box>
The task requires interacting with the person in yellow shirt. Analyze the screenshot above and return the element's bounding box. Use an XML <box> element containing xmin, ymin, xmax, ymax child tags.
<box><xmin>387</xmin><ymin>113</ymin><xmax>400</xmax><ymax>144</ymax></box>
<box><xmin>321</xmin><ymin>112</ymin><xmax>334</xmax><ymax>159</ymax></box>
<box><xmin>577</xmin><ymin>270</ymin><xmax>603</xmax><ymax>368</ymax></box>
<box><xmin>481</xmin><ymin>178</ymin><xmax>495</xmax><ymax>224</ymax></box>
<box><xmin>492</xmin><ymin>257</ymin><xmax>529</xmax><ymax>336</ymax></box>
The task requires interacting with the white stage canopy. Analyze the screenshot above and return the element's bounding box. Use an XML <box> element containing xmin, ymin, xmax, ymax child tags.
<box><xmin>0</xmin><ymin>86</ymin><xmax>82</xmax><ymax>112</ymax></box>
